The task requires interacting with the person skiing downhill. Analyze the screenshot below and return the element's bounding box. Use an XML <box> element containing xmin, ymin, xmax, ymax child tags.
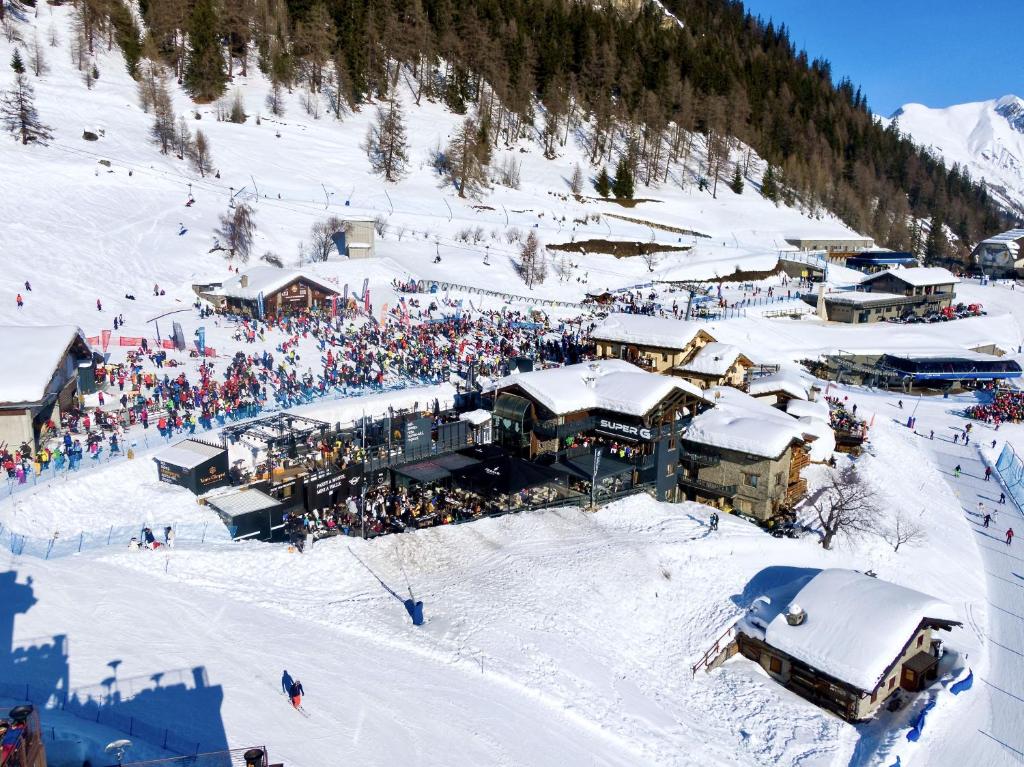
<box><xmin>16</xmin><ymin>293</ymin><xmax>23</xmax><ymax>309</ymax></box>
<box><xmin>954</xmin><ymin>464</ymin><xmax>961</xmax><ymax>478</ymax></box>
<box><xmin>985</xmin><ymin>466</ymin><xmax>993</xmax><ymax>481</ymax></box>
<box><xmin>984</xmin><ymin>514</ymin><xmax>992</xmax><ymax>528</ymax></box>
<box><xmin>289</xmin><ymin>679</ymin><xmax>304</xmax><ymax>709</ymax></box>
<box><xmin>1007</xmin><ymin>528</ymin><xmax>1015</xmax><ymax>546</ymax></box>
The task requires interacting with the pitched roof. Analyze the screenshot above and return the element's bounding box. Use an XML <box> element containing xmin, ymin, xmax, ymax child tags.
<box><xmin>154</xmin><ymin>439</ymin><xmax>226</xmax><ymax>470</ymax></box>
<box><xmin>763</xmin><ymin>569</ymin><xmax>960</xmax><ymax>692</ymax></box>
<box><xmin>684</xmin><ymin>386</ymin><xmax>810</xmax><ymax>458</ymax></box>
<box><xmin>590</xmin><ymin>313</ymin><xmax>714</xmax><ymax>351</ymax></box>
<box><xmin>216</xmin><ymin>267</ymin><xmax>339</xmax><ymax>300</ymax></box>
<box><xmin>747</xmin><ymin>368</ymin><xmax>811</xmax><ymax>401</ymax></box>
<box><xmin>0</xmin><ymin>325</ymin><xmax>90</xmax><ymax>406</ymax></box>
<box><xmin>675</xmin><ymin>342</ymin><xmax>749</xmax><ymax>376</ymax></box>
<box><xmin>491</xmin><ymin>359</ymin><xmax>704</xmax><ymax>417</ymax></box>
<box><xmin>861</xmin><ymin>267</ymin><xmax>958</xmax><ymax>288</ymax></box>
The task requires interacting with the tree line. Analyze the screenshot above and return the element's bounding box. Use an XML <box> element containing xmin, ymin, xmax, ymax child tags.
<box><xmin>7</xmin><ymin>0</ymin><xmax>1016</xmax><ymax>261</ymax></box>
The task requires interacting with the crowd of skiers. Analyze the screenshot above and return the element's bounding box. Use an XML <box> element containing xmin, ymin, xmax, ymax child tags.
<box><xmin>966</xmin><ymin>390</ymin><xmax>1024</xmax><ymax>426</ymax></box>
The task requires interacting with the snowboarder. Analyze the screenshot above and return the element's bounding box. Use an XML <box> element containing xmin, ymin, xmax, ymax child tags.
<box><xmin>1007</xmin><ymin>528</ymin><xmax>1015</xmax><ymax>546</ymax></box>
<box><xmin>993</xmin><ymin>440</ymin><xmax>998</xmax><ymax>449</ymax></box>
<box><xmin>984</xmin><ymin>514</ymin><xmax>992</xmax><ymax>528</ymax></box>
<box><xmin>289</xmin><ymin>679</ymin><xmax>304</xmax><ymax>709</ymax></box>
<box><xmin>96</xmin><ymin>298</ymin><xmax>102</xmax><ymax>311</ymax></box>
<box><xmin>954</xmin><ymin>464</ymin><xmax>961</xmax><ymax>478</ymax></box>
<box><xmin>985</xmin><ymin>466</ymin><xmax>993</xmax><ymax>481</ymax></box>
<box><xmin>929</xmin><ymin>430</ymin><xmax>934</xmax><ymax>440</ymax></box>
<box><xmin>898</xmin><ymin>400</ymin><xmax>903</xmax><ymax>409</ymax></box>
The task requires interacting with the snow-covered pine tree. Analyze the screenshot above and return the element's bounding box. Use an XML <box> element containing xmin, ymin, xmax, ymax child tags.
<box><xmin>1</xmin><ymin>71</ymin><xmax>52</xmax><ymax>145</ymax></box>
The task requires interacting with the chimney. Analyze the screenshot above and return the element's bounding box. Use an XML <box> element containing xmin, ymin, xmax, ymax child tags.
<box><xmin>784</xmin><ymin>603</ymin><xmax>806</xmax><ymax>626</ymax></box>
<box><xmin>239</xmin><ymin>274</ymin><xmax>248</xmax><ymax>288</ymax></box>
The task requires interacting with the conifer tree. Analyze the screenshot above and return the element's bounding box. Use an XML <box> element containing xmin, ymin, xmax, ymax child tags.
<box><xmin>729</xmin><ymin>162</ymin><xmax>744</xmax><ymax>194</ymax></box>
<box><xmin>11</xmin><ymin>50</ymin><xmax>25</xmax><ymax>75</ymax></box>
<box><xmin>184</xmin><ymin>0</ymin><xmax>226</xmax><ymax>102</ymax></box>
<box><xmin>594</xmin><ymin>167</ymin><xmax>611</xmax><ymax>198</ymax></box>
<box><xmin>365</xmin><ymin>100</ymin><xmax>409</xmax><ymax>182</ymax></box>
<box><xmin>446</xmin><ymin>116</ymin><xmax>487</xmax><ymax>198</ymax></box>
<box><xmin>1</xmin><ymin>72</ymin><xmax>52</xmax><ymax>145</ymax></box>
<box><xmin>612</xmin><ymin>155</ymin><xmax>633</xmax><ymax>199</ymax></box>
<box><xmin>924</xmin><ymin>218</ymin><xmax>948</xmax><ymax>264</ymax></box>
<box><xmin>761</xmin><ymin>165</ymin><xmax>778</xmax><ymax>202</ymax></box>
<box><xmin>570</xmin><ymin>163</ymin><xmax>584</xmax><ymax>195</ymax></box>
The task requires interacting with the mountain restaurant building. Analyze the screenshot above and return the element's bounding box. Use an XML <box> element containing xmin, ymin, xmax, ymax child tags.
<box><xmin>153</xmin><ymin>438</ymin><xmax>230</xmax><ymax>494</ymax></box>
<box><xmin>198</xmin><ymin>267</ymin><xmax>340</xmax><ymax>317</ymax></box>
<box><xmin>735</xmin><ymin>569</ymin><xmax>961</xmax><ymax>721</ymax></box>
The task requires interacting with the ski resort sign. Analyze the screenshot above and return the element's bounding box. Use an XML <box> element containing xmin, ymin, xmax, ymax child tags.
<box><xmin>595</xmin><ymin>418</ymin><xmax>652</xmax><ymax>442</ymax></box>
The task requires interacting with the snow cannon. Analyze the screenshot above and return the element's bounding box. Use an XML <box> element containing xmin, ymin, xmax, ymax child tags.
<box><xmin>784</xmin><ymin>604</ymin><xmax>806</xmax><ymax>626</ymax></box>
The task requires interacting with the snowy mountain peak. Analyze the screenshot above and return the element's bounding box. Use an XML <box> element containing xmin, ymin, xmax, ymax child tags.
<box><xmin>883</xmin><ymin>96</ymin><xmax>1024</xmax><ymax>216</ymax></box>
<box><xmin>994</xmin><ymin>94</ymin><xmax>1024</xmax><ymax>133</ymax></box>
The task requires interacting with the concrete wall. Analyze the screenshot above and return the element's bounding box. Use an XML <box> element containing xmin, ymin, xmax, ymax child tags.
<box><xmin>690</xmin><ymin>445</ymin><xmax>793</xmax><ymax>520</ymax></box>
<box><xmin>0</xmin><ymin>409</ymin><xmax>34</xmax><ymax>453</ymax></box>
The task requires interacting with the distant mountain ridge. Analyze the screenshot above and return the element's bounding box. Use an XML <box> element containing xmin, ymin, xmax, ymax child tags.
<box><xmin>885</xmin><ymin>95</ymin><xmax>1024</xmax><ymax>217</ymax></box>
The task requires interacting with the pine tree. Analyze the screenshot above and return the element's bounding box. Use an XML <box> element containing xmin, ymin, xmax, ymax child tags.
<box><xmin>11</xmin><ymin>50</ymin><xmax>25</xmax><ymax>75</ymax></box>
<box><xmin>217</xmin><ymin>202</ymin><xmax>256</xmax><ymax>261</ymax></box>
<box><xmin>517</xmin><ymin>230</ymin><xmax>547</xmax><ymax>288</ymax></box>
<box><xmin>570</xmin><ymin>163</ymin><xmax>584</xmax><ymax>195</ymax></box>
<box><xmin>729</xmin><ymin>163</ymin><xmax>744</xmax><ymax>194</ymax></box>
<box><xmin>612</xmin><ymin>155</ymin><xmax>633</xmax><ymax>199</ymax></box>
<box><xmin>365</xmin><ymin>100</ymin><xmax>409</xmax><ymax>182</ymax></box>
<box><xmin>924</xmin><ymin>218</ymin><xmax>948</xmax><ymax>264</ymax></box>
<box><xmin>190</xmin><ymin>129</ymin><xmax>214</xmax><ymax>176</ymax></box>
<box><xmin>1</xmin><ymin>72</ymin><xmax>53</xmax><ymax>145</ymax></box>
<box><xmin>761</xmin><ymin>165</ymin><xmax>778</xmax><ymax>202</ymax></box>
<box><xmin>446</xmin><ymin>116</ymin><xmax>487</xmax><ymax>198</ymax></box>
<box><xmin>594</xmin><ymin>166</ymin><xmax>611</xmax><ymax>198</ymax></box>
<box><xmin>150</xmin><ymin>80</ymin><xmax>176</xmax><ymax>154</ymax></box>
<box><xmin>184</xmin><ymin>0</ymin><xmax>226</xmax><ymax>102</ymax></box>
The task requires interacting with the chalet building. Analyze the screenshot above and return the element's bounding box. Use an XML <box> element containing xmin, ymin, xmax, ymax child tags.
<box><xmin>197</xmin><ymin>268</ymin><xmax>340</xmax><ymax>317</ymax></box>
<box><xmin>673</xmin><ymin>342</ymin><xmax>753</xmax><ymax>390</ymax></box>
<box><xmin>590</xmin><ymin>313</ymin><xmax>716</xmax><ymax>373</ymax></box>
<box><xmin>807</xmin><ymin>267</ymin><xmax>959</xmax><ymax>324</ymax></box>
<box><xmin>735</xmin><ymin>569</ymin><xmax>961</xmax><ymax>721</ymax></box>
<box><xmin>0</xmin><ymin>326</ymin><xmax>97</xmax><ymax>453</ymax></box>
<box><xmin>489</xmin><ymin>359</ymin><xmax>706</xmax><ymax>460</ymax></box>
<box><xmin>747</xmin><ymin>368</ymin><xmax>814</xmax><ymax>407</ymax></box>
<box><xmin>680</xmin><ymin>387</ymin><xmax>818</xmax><ymax>520</ymax></box>
<box><xmin>859</xmin><ymin>267</ymin><xmax>957</xmax><ymax>305</ymax></box>
<box><xmin>971</xmin><ymin>228</ymin><xmax>1024</xmax><ymax>277</ymax></box>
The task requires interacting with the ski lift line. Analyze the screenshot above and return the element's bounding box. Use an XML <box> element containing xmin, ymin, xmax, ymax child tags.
<box><xmin>45</xmin><ymin>143</ymin><xmax>667</xmax><ymax>269</ymax></box>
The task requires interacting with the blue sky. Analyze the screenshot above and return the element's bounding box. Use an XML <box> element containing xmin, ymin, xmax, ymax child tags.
<box><xmin>739</xmin><ymin>1</ymin><xmax>1024</xmax><ymax>116</ymax></box>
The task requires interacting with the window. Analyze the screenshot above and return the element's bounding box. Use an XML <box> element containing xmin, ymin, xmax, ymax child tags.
<box><xmin>666</xmin><ymin>462</ymin><xmax>675</xmax><ymax>477</ymax></box>
<box><xmin>888</xmin><ymin>677</ymin><xmax>895</xmax><ymax>690</ymax></box>
<box><xmin>870</xmin><ymin>690</ymin><xmax>877</xmax><ymax>704</ymax></box>
<box><xmin>744</xmin><ymin>473</ymin><xmax>759</xmax><ymax>488</ymax></box>
<box><xmin>769</xmin><ymin>656</ymin><xmax>782</xmax><ymax>674</ymax></box>
<box><xmin>917</xmin><ymin>635</ymin><xmax>924</xmax><ymax>647</ymax></box>
<box><xmin>775</xmin><ymin>473</ymin><xmax>783</xmax><ymax>487</ymax></box>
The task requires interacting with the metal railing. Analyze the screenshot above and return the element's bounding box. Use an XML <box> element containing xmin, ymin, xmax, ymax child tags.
<box><xmin>677</xmin><ymin>475</ymin><xmax>737</xmax><ymax>497</ymax></box>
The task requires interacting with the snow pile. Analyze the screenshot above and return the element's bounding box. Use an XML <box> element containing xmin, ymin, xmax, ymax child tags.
<box><xmin>762</xmin><ymin>569</ymin><xmax>960</xmax><ymax>692</ymax></box>
<box><xmin>785</xmin><ymin>398</ymin><xmax>830</xmax><ymax>423</ymax></box>
<box><xmin>747</xmin><ymin>367</ymin><xmax>811</xmax><ymax>401</ymax></box>
<box><xmin>862</xmin><ymin>267</ymin><xmax>958</xmax><ymax>289</ymax></box>
<box><xmin>686</xmin><ymin>386</ymin><xmax>813</xmax><ymax>458</ymax></box>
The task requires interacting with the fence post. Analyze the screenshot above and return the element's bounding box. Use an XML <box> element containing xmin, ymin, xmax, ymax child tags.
<box><xmin>45</xmin><ymin>539</ymin><xmax>54</xmax><ymax>560</ymax></box>
<box><xmin>78</xmin><ymin>532</ymin><xmax>84</xmax><ymax>553</ymax></box>
<box><xmin>107</xmin><ymin>526</ymin><xmax>113</xmax><ymax>545</ymax></box>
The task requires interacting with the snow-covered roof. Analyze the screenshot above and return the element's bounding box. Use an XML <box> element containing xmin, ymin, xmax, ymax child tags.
<box><xmin>0</xmin><ymin>325</ymin><xmax>89</xmax><ymax>406</ymax></box>
<box><xmin>979</xmin><ymin>228</ymin><xmax>1024</xmax><ymax>245</ymax></box>
<box><xmin>823</xmin><ymin>290</ymin><xmax>907</xmax><ymax>305</ymax></box>
<box><xmin>675</xmin><ymin>343</ymin><xmax>749</xmax><ymax>376</ymax></box>
<box><xmin>785</xmin><ymin>399</ymin><xmax>830</xmax><ymax>422</ymax></box>
<box><xmin>590</xmin><ymin>314</ymin><xmax>713</xmax><ymax>351</ymax></box>
<box><xmin>459</xmin><ymin>409</ymin><xmax>493</xmax><ymax>426</ymax></box>
<box><xmin>764</xmin><ymin>569</ymin><xmax>960</xmax><ymax>692</ymax></box>
<box><xmin>747</xmin><ymin>368</ymin><xmax>810</xmax><ymax>401</ymax></box>
<box><xmin>154</xmin><ymin>439</ymin><xmax>226</xmax><ymax>469</ymax></box>
<box><xmin>862</xmin><ymin>267</ymin><xmax>958</xmax><ymax>288</ymax></box>
<box><xmin>491</xmin><ymin>359</ymin><xmax>704</xmax><ymax>417</ymax></box>
<box><xmin>207</xmin><ymin>487</ymin><xmax>282</xmax><ymax>517</ymax></box>
<box><xmin>216</xmin><ymin>267</ymin><xmax>339</xmax><ymax>300</ymax></box>
<box><xmin>684</xmin><ymin>386</ymin><xmax>815</xmax><ymax>458</ymax></box>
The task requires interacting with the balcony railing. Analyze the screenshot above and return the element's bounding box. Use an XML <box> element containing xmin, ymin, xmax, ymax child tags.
<box><xmin>678</xmin><ymin>475</ymin><xmax>737</xmax><ymax>497</ymax></box>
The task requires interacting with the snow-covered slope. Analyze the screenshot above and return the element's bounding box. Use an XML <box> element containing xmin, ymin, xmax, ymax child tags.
<box><xmin>883</xmin><ymin>95</ymin><xmax>1024</xmax><ymax>215</ymax></box>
